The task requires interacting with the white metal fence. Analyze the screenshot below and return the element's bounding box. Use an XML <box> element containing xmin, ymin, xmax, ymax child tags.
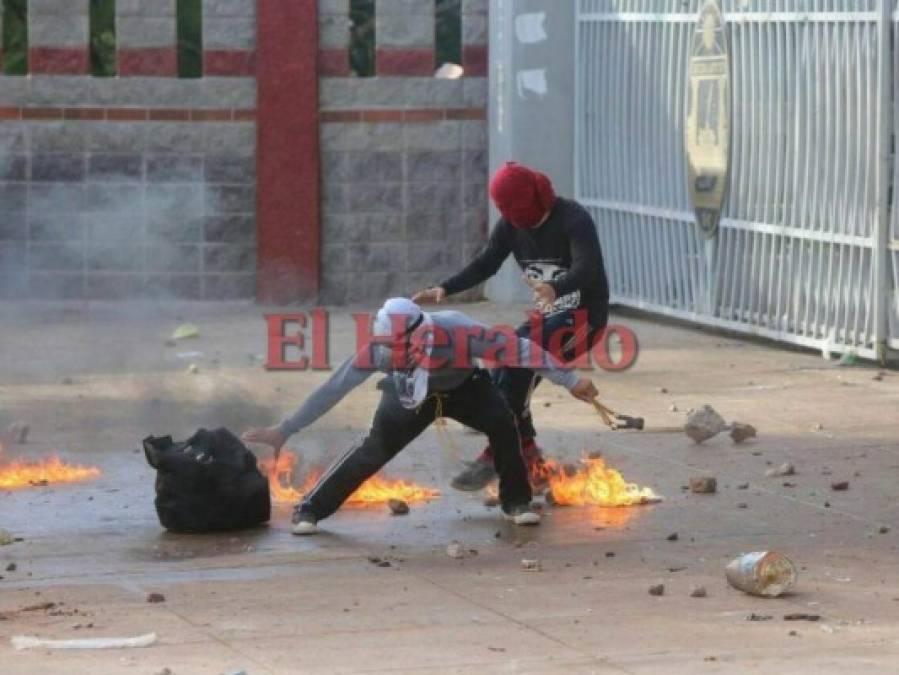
<box><xmin>575</xmin><ymin>0</ymin><xmax>894</xmax><ymax>359</ymax></box>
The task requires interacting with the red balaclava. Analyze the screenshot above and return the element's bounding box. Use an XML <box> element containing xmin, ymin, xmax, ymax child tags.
<box><xmin>489</xmin><ymin>162</ymin><xmax>557</xmax><ymax>228</ymax></box>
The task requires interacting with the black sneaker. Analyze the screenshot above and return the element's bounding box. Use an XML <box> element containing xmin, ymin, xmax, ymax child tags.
<box><xmin>502</xmin><ymin>503</ymin><xmax>541</xmax><ymax>526</ymax></box>
<box><xmin>291</xmin><ymin>506</ymin><xmax>318</xmax><ymax>536</ymax></box>
<box><xmin>451</xmin><ymin>460</ymin><xmax>497</xmax><ymax>492</ymax></box>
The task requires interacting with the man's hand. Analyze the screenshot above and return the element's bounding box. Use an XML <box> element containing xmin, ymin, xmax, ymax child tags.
<box><xmin>522</xmin><ymin>276</ymin><xmax>557</xmax><ymax>312</ymax></box>
<box><xmin>412</xmin><ymin>286</ymin><xmax>446</xmax><ymax>305</ymax></box>
<box><xmin>569</xmin><ymin>378</ymin><xmax>599</xmax><ymax>402</ymax></box>
<box><xmin>241</xmin><ymin>426</ymin><xmax>286</xmax><ymax>452</ymax></box>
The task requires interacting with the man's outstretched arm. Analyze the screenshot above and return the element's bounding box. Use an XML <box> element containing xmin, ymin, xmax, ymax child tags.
<box><xmin>413</xmin><ymin>224</ymin><xmax>511</xmax><ymax>303</ymax></box>
<box><xmin>243</xmin><ymin>348</ymin><xmax>376</xmax><ymax>450</ymax></box>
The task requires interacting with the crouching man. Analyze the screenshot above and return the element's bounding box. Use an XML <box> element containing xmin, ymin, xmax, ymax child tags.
<box><xmin>243</xmin><ymin>298</ymin><xmax>598</xmax><ymax>535</ymax></box>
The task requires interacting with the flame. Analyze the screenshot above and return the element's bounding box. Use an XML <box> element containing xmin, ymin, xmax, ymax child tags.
<box><xmin>540</xmin><ymin>456</ymin><xmax>662</xmax><ymax>507</ymax></box>
<box><xmin>260</xmin><ymin>450</ymin><xmax>439</xmax><ymax>506</ymax></box>
<box><xmin>0</xmin><ymin>444</ymin><xmax>101</xmax><ymax>490</ymax></box>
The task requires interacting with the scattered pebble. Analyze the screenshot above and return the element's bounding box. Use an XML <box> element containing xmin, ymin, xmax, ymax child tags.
<box><xmin>520</xmin><ymin>559</ymin><xmax>541</xmax><ymax>572</ymax></box>
<box><xmin>648</xmin><ymin>584</ymin><xmax>665</xmax><ymax>596</ymax></box>
<box><xmin>879</xmin><ymin>526</ymin><xmax>890</xmax><ymax>534</ymax></box>
<box><xmin>690</xmin><ymin>585</ymin><xmax>707</xmax><ymax>598</ymax></box>
<box><xmin>737</xmin><ymin>483</ymin><xmax>749</xmax><ymax>490</ymax></box>
<box><xmin>387</xmin><ymin>499</ymin><xmax>409</xmax><ymax>515</ymax></box>
<box><xmin>737</xmin><ymin>502</ymin><xmax>748</xmax><ymax>509</ymax></box>
<box><xmin>689</xmin><ymin>476</ymin><xmax>717</xmax><ymax>494</ymax></box>
<box><xmin>766</xmin><ymin>463</ymin><xmax>795</xmax><ymax>477</ymax></box>
<box><xmin>5</xmin><ymin>563</ymin><xmax>16</xmax><ymax>572</ymax></box>
<box><xmin>156</xmin><ymin>668</ymin><xmax>173</xmax><ymax>675</ymax></box>
<box><xmin>146</xmin><ymin>593</ymin><xmax>166</xmax><ymax>604</ymax></box>
<box><xmin>669</xmin><ymin>404</ymin><xmax>678</xmax><ymax>412</ymax></box>
<box><xmin>660</xmin><ymin>387</ymin><xmax>668</xmax><ymax>394</ymax></box>
<box><xmin>831</xmin><ymin>481</ymin><xmax>849</xmax><ymax>491</ymax></box>
<box><xmin>784</xmin><ymin>613</ymin><xmax>820</xmax><ymax>622</ymax></box>
<box><xmin>746</xmin><ymin>613</ymin><xmax>773</xmax><ymax>621</ymax></box>
<box><xmin>666</xmin><ymin>532</ymin><xmax>679</xmax><ymax>541</ymax></box>
<box><xmin>446</xmin><ymin>542</ymin><xmax>466</xmax><ymax>559</ymax></box>
<box><xmin>730</xmin><ymin>422</ymin><xmax>757</xmax><ymax>444</ymax></box>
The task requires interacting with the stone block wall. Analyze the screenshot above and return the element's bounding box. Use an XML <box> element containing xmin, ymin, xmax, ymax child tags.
<box><xmin>316</xmin><ymin>0</ymin><xmax>490</xmax><ymax>304</ymax></box>
<box><xmin>0</xmin><ymin>0</ymin><xmax>257</xmax><ymax>300</ymax></box>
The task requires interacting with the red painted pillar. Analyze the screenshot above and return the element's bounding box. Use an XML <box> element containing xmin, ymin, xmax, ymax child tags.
<box><xmin>256</xmin><ymin>0</ymin><xmax>320</xmax><ymax>303</ymax></box>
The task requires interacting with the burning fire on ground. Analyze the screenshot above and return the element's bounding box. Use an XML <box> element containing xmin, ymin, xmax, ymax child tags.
<box><xmin>260</xmin><ymin>450</ymin><xmax>440</xmax><ymax>506</ymax></box>
<box><xmin>535</xmin><ymin>455</ymin><xmax>661</xmax><ymax>507</ymax></box>
<box><xmin>0</xmin><ymin>444</ymin><xmax>101</xmax><ymax>490</ymax></box>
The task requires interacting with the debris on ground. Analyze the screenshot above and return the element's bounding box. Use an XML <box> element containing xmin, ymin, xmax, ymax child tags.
<box><xmin>838</xmin><ymin>351</ymin><xmax>858</xmax><ymax>366</ymax></box>
<box><xmin>784</xmin><ymin>613</ymin><xmax>820</xmax><ymax>622</ymax></box>
<box><xmin>187</xmin><ymin>363</ymin><xmax>199</xmax><ymax>374</ymax></box>
<box><xmin>146</xmin><ymin>593</ymin><xmax>166</xmax><ymax>604</ymax></box>
<box><xmin>666</xmin><ymin>533</ymin><xmax>679</xmax><ymax>541</ymax></box>
<box><xmin>520</xmin><ymin>559</ymin><xmax>541</xmax><ymax>572</ymax></box>
<box><xmin>689</xmin><ymin>476</ymin><xmax>717</xmax><ymax>494</ymax></box>
<box><xmin>669</xmin><ymin>404</ymin><xmax>679</xmax><ymax>412</ymax></box>
<box><xmin>6</xmin><ymin>562</ymin><xmax>16</xmax><ymax>572</ymax></box>
<box><xmin>879</xmin><ymin>526</ymin><xmax>890</xmax><ymax>534</ymax></box>
<box><xmin>170</xmin><ymin>323</ymin><xmax>200</xmax><ymax>341</ymax></box>
<box><xmin>726</xmin><ymin>551</ymin><xmax>797</xmax><ymax>597</ymax></box>
<box><xmin>387</xmin><ymin>499</ymin><xmax>409</xmax><ymax>515</ymax></box>
<box><xmin>684</xmin><ymin>405</ymin><xmax>728</xmax><ymax>443</ymax></box>
<box><xmin>648</xmin><ymin>584</ymin><xmax>665</xmax><ymax>596</ymax></box>
<box><xmin>0</xmin><ymin>530</ymin><xmax>15</xmax><ymax>546</ymax></box>
<box><xmin>737</xmin><ymin>483</ymin><xmax>749</xmax><ymax>489</ymax></box>
<box><xmin>367</xmin><ymin>556</ymin><xmax>392</xmax><ymax>568</ymax></box>
<box><xmin>156</xmin><ymin>668</ymin><xmax>173</xmax><ymax>675</ymax></box>
<box><xmin>766</xmin><ymin>462</ymin><xmax>795</xmax><ymax>477</ymax></box>
<box><xmin>4</xmin><ymin>422</ymin><xmax>29</xmax><ymax>444</ymax></box>
<box><xmin>690</xmin><ymin>585</ymin><xmax>707</xmax><ymax>598</ymax></box>
<box><xmin>12</xmin><ymin>632</ymin><xmax>158</xmax><ymax>651</ymax></box>
<box><xmin>730</xmin><ymin>422</ymin><xmax>757</xmax><ymax>444</ymax></box>
<box><xmin>446</xmin><ymin>542</ymin><xmax>466</xmax><ymax>559</ymax></box>
<box><xmin>746</xmin><ymin>613</ymin><xmax>773</xmax><ymax>621</ymax></box>
<box><xmin>831</xmin><ymin>481</ymin><xmax>849</xmax><ymax>491</ymax></box>
<box><xmin>737</xmin><ymin>502</ymin><xmax>748</xmax><ymax>509</ymax></box>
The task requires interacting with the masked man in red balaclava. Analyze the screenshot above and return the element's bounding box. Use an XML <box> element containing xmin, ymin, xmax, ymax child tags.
<box><xmin>413</xmin><ymin>162</ymin><xmax>610</xmax><ymax>492</ymax></box>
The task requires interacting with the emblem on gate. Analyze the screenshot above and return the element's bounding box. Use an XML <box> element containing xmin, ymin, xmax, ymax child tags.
<box><xmin>685</xmin><ymin>0</ymin><xmax>731</xmax><ymax>238</ymax></box>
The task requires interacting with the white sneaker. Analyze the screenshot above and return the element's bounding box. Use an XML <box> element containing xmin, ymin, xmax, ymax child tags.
<box><xmin>291</xmin><ymin>508</ymin><xmax>319</xmax><ymax>535</ymax></box>
<box><xmin>502</xmin><ymin>504</ymin><xmax>541</xmax><ymax>526</ymax></box>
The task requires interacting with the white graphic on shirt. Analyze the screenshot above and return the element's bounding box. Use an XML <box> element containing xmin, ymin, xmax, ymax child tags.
<box><xmin>523</xmin><ymin>261</ymin><xmax>581</xmax><ymax>315</ymax></box>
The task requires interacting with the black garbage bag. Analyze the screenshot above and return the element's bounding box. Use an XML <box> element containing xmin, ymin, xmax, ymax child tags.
<box><xmin>143</xmin><ymin>427</ymin><xmax>271</xmax><ymax>533</ymax></box>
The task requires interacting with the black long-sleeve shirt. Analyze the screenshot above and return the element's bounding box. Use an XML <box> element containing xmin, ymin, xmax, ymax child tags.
<box><xmin>440</xmin><ymin>197</ymin><xmax>610</xmax><ymax>327</ymax></box>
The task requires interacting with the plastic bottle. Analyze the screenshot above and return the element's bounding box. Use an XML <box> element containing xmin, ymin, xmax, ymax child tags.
<box><xmin>725</xmin><ymin>551</ymin><xmax>797</xmax><ymax>597</ymax></box>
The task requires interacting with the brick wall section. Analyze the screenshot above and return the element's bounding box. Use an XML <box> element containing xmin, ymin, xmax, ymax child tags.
<box><xmin>203</xmin><ymin>0</ymin><xmax>257</xmax><ymax>76</ymax></box>
<box><xmin>29</xmin><ymin>0</ymin><xmax>90</xmax><ymax>75</ymax></box>
<box><xmin>376</xmin><ymin>0</ymin><xmax>435</xmax><ymax>76</ymax></box>
<box><xmin>117</xmin><ymin>0</ymin><xmax>178</xmax><ymax>76</ymax></box>
<box><xmin>0</xmin><ymin>78</ymin><xmax>257</xmax><ymax>301</ymax></box>
<box><xmin>319</xmin><ymin>76</ymin><xmax>489</xmax><ymax>303</ymax></box>
<box><xmin>462</xmin><ymin>0</ymin><xmax>488</xmax><ymax>76</ymax></box>
<box><xmin>318</xmin><ymin>0</ymin><xmax>349</xmax><ymax>76</ymax></box>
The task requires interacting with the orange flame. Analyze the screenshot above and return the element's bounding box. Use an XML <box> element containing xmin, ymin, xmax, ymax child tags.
<box><xmin>0</xmin><ymin>445</ymin><xmax>101</xmax><ymax>490</ymax></box>
<box><xmin>540</xmin><ymin>456</ymin><xmax>661</xmax><ymax>507</ymax></box>
<box><xmin>260</xmin><ymin>450</ymin><xmax>440</xmax><ymax>506</ymax></box>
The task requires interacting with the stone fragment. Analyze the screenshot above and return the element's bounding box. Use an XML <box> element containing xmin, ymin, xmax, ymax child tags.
<box><xmin>684</xmin><ymin>405</ymin><xmax>728</xmax><ymax>443</ymax></box>
<box><xmin>766</xmin><ymin>463</ymin><xmax>795</xmax><ymax>477</ymax></box>
<box><xmin>387</xmin><ymin>499</ymin><xmax>409</xmax><ymax>515</ymax></box>
<box><xmin>689</xmin><ymin>476</ymin><xmax>717</xmax><ymax>494</ymax></box>
<box><xmin>729</xmin><ymin>422</ymin><xmax>756</xmax><ymax>444</ymax></box>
